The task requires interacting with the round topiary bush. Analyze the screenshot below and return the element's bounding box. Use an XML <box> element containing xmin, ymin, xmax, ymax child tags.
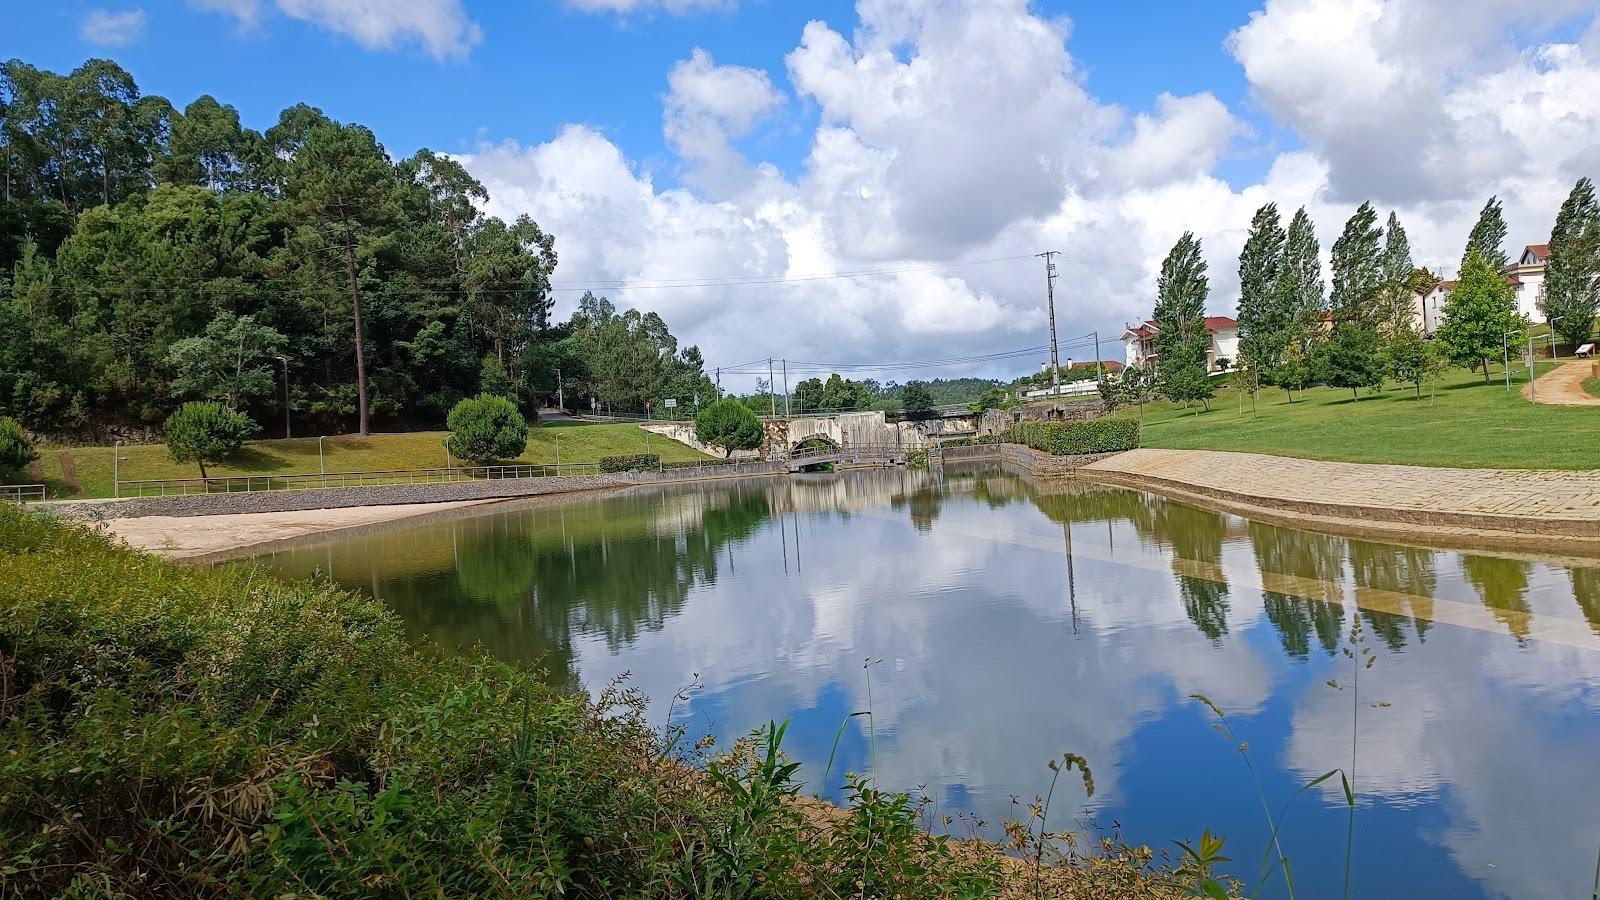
<box><xmin>0</xmin><ymin>417</ymin><xmax>39</xmax><ymax>478</ymax></box>
<box><xmin>446</xmin><ymin>394</ymin><xmax>529</xmax><ymax>464</ymax></box>
<box><xmin>694</xmin><ymin>398</ymin><xmax>764</xmax><ymax>458</ymax></box>
<box><xmin>164</xmin><ymin>402</ymin><xmax>259</xmax><ymax>479</ymax></box>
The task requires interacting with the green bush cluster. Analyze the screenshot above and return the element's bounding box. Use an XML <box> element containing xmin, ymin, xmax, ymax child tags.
<box><xmin>163</xmin><ymin>401</ymin><xmax>259</xmax><ymax>478</ymax></box>
<box><xmin>599</xmin><ymin>453</ymin><xmax>661</xmax><ymax>473</ymax></box>
<box><xmin>0</xmin><ymin>416</ymin><xmax>39</xmax><ymax>478</ymax></box>
<box><xmin>445</xmin><ymin>394</ymin><xmax>529</xmax><ymax>464</ymax></box>
<box><xmin>937</xmin><ymin>435</ymin><xmax>1001</xmax><ymax>448</ymax></box>
<box><xmin>1003</xmin><ymin>419</ymin><xmax>1141</xmax><ymax>456</ymax></box>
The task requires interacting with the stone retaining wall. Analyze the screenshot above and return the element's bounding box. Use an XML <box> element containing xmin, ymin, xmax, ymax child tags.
<box><xmin>934</xmin><ymin>442</ymin><xmax>1122</xmax><ymax>474</ymax></box>
<box><xmin>48</xmin><ymin>474</ymin><xmax>627</xmax><ymax>521</ymax></box>
<box><xmin>628</xmin><ymin>461</ymin><xmax>785</xmax><ymax>482</ymax></box>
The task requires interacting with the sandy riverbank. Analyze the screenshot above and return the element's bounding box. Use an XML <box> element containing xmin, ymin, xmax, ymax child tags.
<box><xmin>103</xmin><ymin>500</ymin><xmax>503</xmax><ymax>559</ymax></box>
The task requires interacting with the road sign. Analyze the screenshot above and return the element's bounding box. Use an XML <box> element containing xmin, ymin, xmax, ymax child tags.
<box><xmin>664</xmin><ymin>398</ymin><xmax>678</xmax><ymax>408</ymax></box>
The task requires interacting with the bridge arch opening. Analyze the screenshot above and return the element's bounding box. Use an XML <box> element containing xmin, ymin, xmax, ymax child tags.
<box><xmin>791</xmin><ymin>435</ymin><xmax>840</xmax><ymax>455</ymax></box>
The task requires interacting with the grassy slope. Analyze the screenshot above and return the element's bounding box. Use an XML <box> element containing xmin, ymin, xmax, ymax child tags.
<box><xmin>1116</xmin><ymin>362</ymin><xmax>1600</xmax><ymax>470</ymax></box>
<box><xmin>33</xmin><ymin>422</ymin><xmax>711</xmax><ymax>499</ymax></box>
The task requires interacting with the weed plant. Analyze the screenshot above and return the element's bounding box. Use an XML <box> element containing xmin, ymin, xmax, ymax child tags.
<box><xmin>0</xmin><ymin>505</ymin><xmax>1197</xmax><ymax>898</ymax></box>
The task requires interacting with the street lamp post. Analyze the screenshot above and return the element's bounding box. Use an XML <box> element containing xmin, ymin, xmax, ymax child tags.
<box><xmin>554</xmin><ymin>432</ymin><xmax>562</xmax><ymax>475</ymax></box>
<box><xmin>318</xmin><ymin>436</ymin><xmax>326</xmax><ymax>479</ymax></box>
<box><xmin>1547</xmin><ymin>316</ymin><xmax>1563</xmax><ymax>361</ymax></box>
<box><xmin>275</xmin><ymin>355</ymin><xmax>290</xmax><ymax>439</ymax></box>
<box><xmin>113</xmin><ymin>440</ymin><xmax>122</xmax><ymax>498</ymax></box>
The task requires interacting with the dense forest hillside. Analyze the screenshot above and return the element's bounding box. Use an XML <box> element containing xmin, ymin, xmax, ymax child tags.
<box><xmin>0</xmin><ymin>58</ymin><xmax>717</xmax><ymax>441</ymax></box>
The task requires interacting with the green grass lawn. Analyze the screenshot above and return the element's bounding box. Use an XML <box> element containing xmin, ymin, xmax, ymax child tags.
<box><xmin>1584</xmin><ymin>377</ymin><xmax>1600</xmax><ymax>400</ymax></box>
<box><xmin>1113</xmin><ymin>362</ymin><xmax>1600</xmax><ymax>470</ymax></box>
<box><xmin>31</xmin><ymin>421</ymin><xmax>711</xmax><ymax>499</ymax></box>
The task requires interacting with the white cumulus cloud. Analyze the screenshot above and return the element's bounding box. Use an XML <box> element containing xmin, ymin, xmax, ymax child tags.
<box><xmin>191</xmin><ymin>0</ymin><xmax>480</xmax><ymax>59</ymax></box>
<box><xmin>458</xmin><ymin>0</ymin><xmax>1600</xmax><ymax>390</ymax></box>
<box><xmin>566</xmin><ymin>0</ymin><xmax>736</xmax><ymax>14</ymax></box>
<box><xmin>81</xmin><ymin>8</ymin><xmax>147</xmax><ymax>46</ymax></box>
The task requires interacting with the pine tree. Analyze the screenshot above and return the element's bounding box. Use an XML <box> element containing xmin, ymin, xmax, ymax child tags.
<box><xmin>1330</xmin><ymin>202</ymin><xmax>1384</xmax><ymax>330</ymax></box>
<box><xmin>1236</xmin><ymin>202</ymin><xmax>1286</xmax><ymax>376</ymax></box>
<box><xmin>1153</xmin><ymin>232</ymin><xmax>1215</xmax><ymax>409</ymax></box>
<box><xmin>1437</xmin><ymin>248</ymin><xmax>1522</xmax><ymax>382</ymax></box>
<box><xmin>1542</xmin><ymin>177</ymin><xmax>1600</xmax><ymax>349</ymax></box>
<box><xmin>1377</xmin><ymin>211</ymin><xmax>1416</xmax><ymax>334</ymax></box>
<box><xmin>1274</xmin><ymin>207</ymin><xmax>1325</xmax><ymax>363</ymax></box>
<box><xmin>1463</xmin><ymin>196</ymin><xmax>1510</xmax><ymax>273</ymax></box>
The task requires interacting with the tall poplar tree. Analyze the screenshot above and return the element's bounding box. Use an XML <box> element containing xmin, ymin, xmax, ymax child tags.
<box><xmin>1542</xmin><ymin>177</ymin><xmax>1600</xmax><ymax>348</ymax></box>
<box><xmin>1154</xmin><ymin>232</ymin><xmax>1214</xmax><ymax>408</ymax></box>
<box><xmin>1463</xmin><ymin>195</ymin><xmax>1510</xmax><ymax>272</ymax></box>
<box><xmin>1274</xmin><ymin>206</ymin><xmax>1325</xmax><ymax>358</ymax></box>
<box><xmin>1377</xmin><ymin>211</ymin><xmax>1416</xmax><ymax>334</ymax></box>
<box><xmin>1330</xmin><ymin>202</ymin><xmax>1384</xmax><ymax>331</ymax></box>
<box><xmin>1236</xmin><ymin>202</ymin><xmax>1286</xmax><ymax>375</ymax></box>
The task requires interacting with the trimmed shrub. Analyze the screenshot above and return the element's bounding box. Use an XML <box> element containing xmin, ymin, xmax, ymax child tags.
<box><xmin>446</xmin><ymin>394</ymin><xmax>529</xmax><ymax>464</ymax></box>
<box><xmin>0</xmin><ymin>416</ymin><xmax>39</xmax><ymax>477</ymax></box>
<box><xmin>164</xmin><ymin>401</ymin><xmax>258</xmax><ymax>478</ymax></box>
<box><xmin>695</xmin><ymin>398</ymin><xmax>764</xmax><ymax>457</ymax></box>
<box><xmin>600</xmin><ymin>453</ymin><xmax>661</xmax><ymax>473</ymax></box>
<box><xmin>1003</xmin><ymin>419</ymin><xmax>1140</xmax><ymax>456</ymax></box>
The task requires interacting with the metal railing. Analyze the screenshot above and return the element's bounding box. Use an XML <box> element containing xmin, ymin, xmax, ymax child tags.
<box><xmin>1</xmin><ymin>484</ymin><xmax>46</xmax><ymax>503</ymax></box>
<box><xmin>116</xmin><ymin>463</ymin><xmax>603</xmax><ymax>498</ymax></box>
<box><xmin>785</xmin><ymin>443</ymin><xmax>907</xmax><ymax>464</ymax></box>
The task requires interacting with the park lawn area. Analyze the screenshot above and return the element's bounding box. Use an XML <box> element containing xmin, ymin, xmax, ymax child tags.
<box><xmin>1114</xmin><ymin>362</ymin><xmax>1600</xmax><ymax>470</ymax></box>
<box><xmin>32</xmin><ymin>421</ymin><xmax>711</xmax><ymax>499</ymax></box>
<box><xmin>1584</xmin><ymin>377</ymin><xmax>1600</xmax><ymax>400</ymax></box>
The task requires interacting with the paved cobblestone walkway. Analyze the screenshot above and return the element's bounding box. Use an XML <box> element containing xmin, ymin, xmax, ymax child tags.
<box><xmin>1084</xmin><ymin>448</ymin><xmax>1600</xmax><ymax>523</ymax></box>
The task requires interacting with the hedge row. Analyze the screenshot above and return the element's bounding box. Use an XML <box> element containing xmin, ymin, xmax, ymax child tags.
<box><xmin>599</xmin><ymin>453</ymin><xmax>661</xmax><ymax>473</ymax></box>
<box><xmin>662</xmin><ymin>457</ymin><xmax>748</xmax><ymax>470</ymax></box>
<box><xmin>938</xmin><ymin>435</ymin><xmax>1001</xmax><ymax>448</ymax></box>
<box><xmin>1001</xmin><ymin>419</ymin><xmax>1140</xmax><ymax>456</ymax></box>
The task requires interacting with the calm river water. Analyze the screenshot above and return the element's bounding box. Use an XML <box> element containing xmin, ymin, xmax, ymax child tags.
<box><xmin>250</xmin><ymin>464</ymin><xmax>1600</xmax><ymax>899</ymax></box>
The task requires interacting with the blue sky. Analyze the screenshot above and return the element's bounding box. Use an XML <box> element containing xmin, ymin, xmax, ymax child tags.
<box><xmin>7</xmin><ymin>1</ymin><xmax>1276</xmax><ymax>189</ymax></box>
<box><xmin>6</xmin><ymin>1</ymin><xmax>1599</xmax><ymax>380</ymax></box>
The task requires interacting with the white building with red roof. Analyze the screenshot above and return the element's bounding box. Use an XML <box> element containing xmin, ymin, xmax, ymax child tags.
<box><xmin>1119</xmin><ymin>316</ymin><xmax>1239</xmax><ymax>372</ymax></box>
<box><xmin>1507</xmin><ymin>243</ymin><xmax>1549</xmax><ymax>321</ymax></box>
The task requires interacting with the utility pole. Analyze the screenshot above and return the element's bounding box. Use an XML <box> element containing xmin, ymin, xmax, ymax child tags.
<box><xmin>556</xmin><ymin>367</ymin><xmax>564</xmax><ymax>412</ymax></box>
<box><xmin>1038</xmin><ymin>251</ymin><xmax>1061</xmax><ymax>392</ymax></box>
<box><xmin>782</xmin><ymin>359</ymin><xmax>790</xmax><ymax>417</ymax></box>
<box><xmin>1092</xmin><ymin>331</ymin><xmax>1102</xmax><ymax>382</ymax></box>
<box><xmin>768</xmin><ymin>357</ymin><xmax>776</xmax><ymax>417</ymax></box>
<box><xmin>715</xmin><ymin>367</ymin><xmax>721</xmax><ymax>392</ymax></box>
<box><xmin>1527</xmin><ymin>335</ymin><xmax>1537</xmax><ymax>404</ymax></box>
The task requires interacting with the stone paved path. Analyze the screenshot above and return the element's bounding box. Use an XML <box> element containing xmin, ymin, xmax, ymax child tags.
<box><xmin>1523</xmin><ymin>360</ymin><xmax>1600</xmax><ymax>406</ymax></box>
<box><xmin>1084</xmin><ymin>448</ymin><xmax>1600</xmax><ymax>524</ymax></box>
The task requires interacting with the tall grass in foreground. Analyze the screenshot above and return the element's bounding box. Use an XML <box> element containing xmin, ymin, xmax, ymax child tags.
<box><xmin>0</xmin><ymin>505</ymin><xmax>1196</xmax><ymax>898</ymax></box>
<box><xmin>1190</xmin><ymin>616</ymin><xmax>1381</xmax><ymax>900</ymax></box>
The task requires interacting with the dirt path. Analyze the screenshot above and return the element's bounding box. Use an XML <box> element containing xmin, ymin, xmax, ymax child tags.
<box><xmin>1523</xmin><ymin>360</ymin><xmax>1600</xmax><ymax>406</ymax></box>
